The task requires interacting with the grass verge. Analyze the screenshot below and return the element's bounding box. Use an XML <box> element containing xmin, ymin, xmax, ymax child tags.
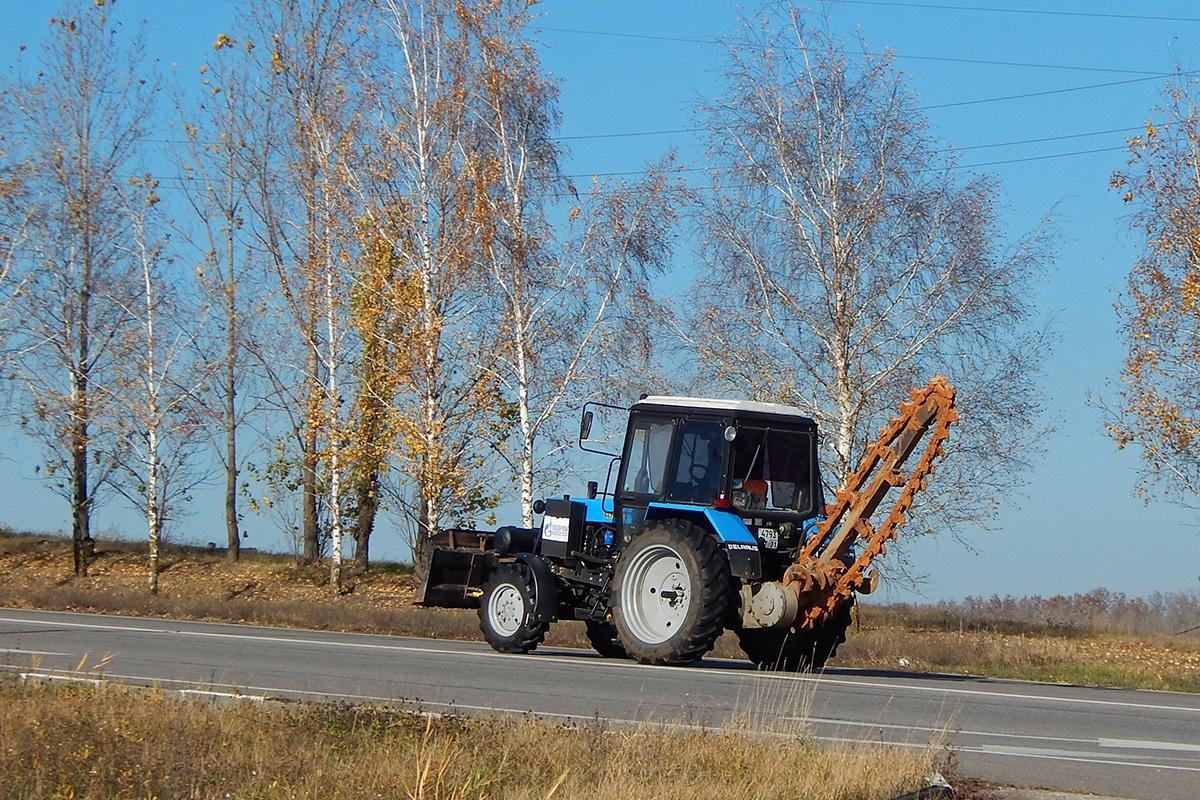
<box><xmin>0</xmin><ymin>677</ymin><xmax>937</xmax><ymax>800</ymax></box>
<box><xmin>833</xmin><ymin>622</ymin><xmax>1200</xmax><ymax>693</ymax></box>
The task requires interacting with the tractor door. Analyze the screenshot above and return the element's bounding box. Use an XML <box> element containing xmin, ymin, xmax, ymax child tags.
<box><xmin>615</xmin><ymin>415</ymin><xmax>730</xmax><ymax>542</ymax></box>
<box><xmin>665</xmin><ymin>419</ymin><xmax>727</xmax><ymax>505</ymax></box>
<box><xmin>613</xmin><ymin>414</ymin><xmax>674</xmax><ymax>541</ymax></box>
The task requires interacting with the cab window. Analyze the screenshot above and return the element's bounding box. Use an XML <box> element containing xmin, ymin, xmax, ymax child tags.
<box><xmin>666</xmin><ymin>420</ymin><xmax>725</xmax><ymax>504</ymax></box>
<box><xmin>729</xmin><ymin>427</ymin><xmax>814</xmax><ymax>514</ymax></box>
<box><xmin>620</xmin><ymin>417</ymin><xmax>674</xmax><ymax>495</ymax></box>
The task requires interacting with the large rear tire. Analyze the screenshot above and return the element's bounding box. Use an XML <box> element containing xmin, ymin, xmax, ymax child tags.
<box><xmin>737</xmin><ymin>627</ymin><xmax>809</xmax><ymax>672</ymax></box>
<box><xmin>611</xmin><ymin>520</ymin><xmax>732</xmax><ymax>665</ymax></box>
<box><xmin>737</xmin><ymin>597</ymin><xmax>854</xmax><ymax>672</ymax></box>
<box><xmin>478</xmin><ymin>564</ymin><xmax>549</xmax><ymax>654</ymax></box>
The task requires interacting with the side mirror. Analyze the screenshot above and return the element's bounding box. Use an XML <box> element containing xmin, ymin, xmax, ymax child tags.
<box><xmin>577</xmin><ymin>401</ymin><xmax>623</xmax><ymax>458</ymax></box>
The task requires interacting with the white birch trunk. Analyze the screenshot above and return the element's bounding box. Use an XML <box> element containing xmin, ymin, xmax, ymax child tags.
<box><xmin>326</xmin><ymin>263</ymin><xmax>344</xmax><ymax>595</ymax></box>
<box><xmin>143</xmin><ymin>241</ymin><xmax>161</xmax><ymax>595</ymax></box>
<box><xmin>147</xmin><ymin>426</ymin><xmax>160</xmax><ymax>595</ymax></box>
<box><xmin>515</xmin><ymin>323</ymin><xmax>534</xmax><ymax>527</ymax></box>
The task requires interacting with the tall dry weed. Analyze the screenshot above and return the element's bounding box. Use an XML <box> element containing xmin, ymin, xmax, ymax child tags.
<box><xmin>0</xmin><ymin>677</ymin><xmax>934</xmax><ymax>800</ymax></box>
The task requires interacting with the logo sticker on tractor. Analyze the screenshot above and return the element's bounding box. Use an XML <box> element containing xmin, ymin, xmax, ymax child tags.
<box><xmin>542</xmin><ymin>516</ymin><xmax>570</xmax><ymax>543</ymax></box>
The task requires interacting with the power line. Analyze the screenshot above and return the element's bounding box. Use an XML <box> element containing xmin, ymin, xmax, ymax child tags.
<box><xmin>131</xmin><ymin>119</ymin><xmax>1148</xmax><ymax>154</ymax></box>
<box><xmin>956</xmin><ymin>125</ymin><xmax>1143</xmax><ymax>152</ymax></box>
<box><xmin>536</xmin><ymin>25</ymin><xmax>1165</xmax><ymax>77</ymax></box>
<box><xmin>145</xmin><ymin>136</ymin><xmax>1141</xmax><ymax>187</ymax></box>
<box><xmin>886</xmin><ymin>52</ymin><xmax>1160</xmax><ymax>77</ymax></box>
<box><xmin>538</xmin><ymin>26</ymin><xmax>713</xmax><ymax>46</ymax></box>
<box><xmin>565</xmin><ymin>140</ymin><xmax>1138</xmax><ymax>183</ymax></box>
<box><xmin>921</xmin><ymin>74</ymin><xmax>1174</xmax><ymax>111</ymax></box>
<box><xmin>832</xmin><ymin>1</ymin><xmax>1200</xmax><ymax>24</ymax></box>
<box><xmin>206</xmin><ymin>0</ymin><xmax>1200</xmax><ymax>27</ymax></box>
<box><xmin>142</xmin><ymin>135</ymin><xmax>1138</xmax><ymax>202</ymax></box>
<box><xmin>951</xmin><ymin>144</ymin><xmax>1127</xmax><ymax>170</ymax></box>
<box><xmin>659</xmin><ymin>143</ymin><xmax>1133</xmax><ymax>193</ymax></box>
<box><xmin>558</xmin><ymin>128</ymin><xmax>693</xmax><ymax>141</ymax></box>
<box><xmin>559</xmin><ymin>80</ymin><xmax>1171</xmax><ymax>143</ymax></box>
<box><xmin>141</xmin><ymin>119</ymin><xmax>1156</xmax><ymax>186</ymax></box>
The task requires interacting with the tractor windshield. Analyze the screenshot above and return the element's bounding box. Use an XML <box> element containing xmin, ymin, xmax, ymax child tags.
<box><xmin>729</xmin><ymin>427</ymin><xmax>815</xmax><ymax>516</ymax></box>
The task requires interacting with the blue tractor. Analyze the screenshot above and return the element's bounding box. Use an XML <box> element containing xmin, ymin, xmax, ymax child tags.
<box><xmin>417</xmin><ymin>380</ymin><xmax>956</xmax><ymax>671</ymax></box>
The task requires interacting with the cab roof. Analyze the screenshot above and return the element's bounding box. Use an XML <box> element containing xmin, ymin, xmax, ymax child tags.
<box><xmin>633</xmin><ymin>395</ymin><xmax>815</xmax><ymax>424</ymax></box>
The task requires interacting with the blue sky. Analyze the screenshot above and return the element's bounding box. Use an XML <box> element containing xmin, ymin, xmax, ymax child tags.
<box><xmin>1</xmin><ymin>0</ymin><xmax>1198</xmax><ymax>603</ymax></box>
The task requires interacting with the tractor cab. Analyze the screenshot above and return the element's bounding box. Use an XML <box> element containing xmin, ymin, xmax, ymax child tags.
<box><xmin>582</xmin><ymin>396</ymin><xmax>825</xmax><ymax>578</ymax></box>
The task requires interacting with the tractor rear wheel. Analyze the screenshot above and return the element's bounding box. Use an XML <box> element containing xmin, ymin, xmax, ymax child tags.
<box><xmin>737</xmin><ymin>627</ymin><xmax>820</xmax><ymax>671</ymax></box>
<box><xmin>611</xmin><ymin>520</ymin><xmax>732</xmax><ymax>665</ymax></box>
<box><xmin>737</xmin><ymin>597</ymin><xmax>854</xmax><ymax>672</ymax></box>
<box><xmin>478</xmin><ymin>564</ymin><xmax>549</xmax><ymax>654</ymax></box>
<box><xmin>584</xmin><ymin>619</ymin><xmax>627</xmax><ymax>659</ymax></box>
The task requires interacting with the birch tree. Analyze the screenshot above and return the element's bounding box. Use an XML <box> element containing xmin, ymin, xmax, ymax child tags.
<box><xmin>0</xmin><ymin>92</ymin><xmax>32</xmax><ymax>368</ymax></box>
<box><xmin>6</xmin><ymin>0</ymin><xmax>155</xmax><ymax>574</ymax></box>
<box><xmin>355</xmin><ymin>0</ymin><xmax>498</xmax><ymax>570</ymax></box>
<box><xmin>109</xmin><ymin>177</ymin><xmax>213</xmax><ymax>594</ymax></box>
<box><xmin>687</xmin><ymin>11</ymin><xmax>1052</xmax><ymax>534</ymax></box>
<box><xmin>1109</xmin><ymin>75</ymin><xmax>1200</xmax><ymax>503</ymax></box>
<box><xmin>320</xmin><ymin>215</ymin><xmax>353</xmax><ymax>594</ymax></box>
<box><xmin>174</xmin><ymin>46</ymin><xmax>263</xmax><ymax>562</ymax></box>
<box><xmin>461</xmin><ymin>1</ymin><xmax>680</xmax><ymax>525</ymax></box>
<box><xmin>232</xmin><ymin>0</ymin><xmax>364</xmax><ymax>566</ymax></box>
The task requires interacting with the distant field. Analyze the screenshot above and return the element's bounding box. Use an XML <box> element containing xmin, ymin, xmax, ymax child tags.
<box><xmin>2</xmin><ymin>529</ymin><xmax>1198</xmax><ymax>692</ymax></box>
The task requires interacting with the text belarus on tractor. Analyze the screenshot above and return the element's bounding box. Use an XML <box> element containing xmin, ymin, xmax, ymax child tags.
<box><xmin>416</xmin><ymin>377</ymin><xmax>957</xmax><ymax>670</ymax></box>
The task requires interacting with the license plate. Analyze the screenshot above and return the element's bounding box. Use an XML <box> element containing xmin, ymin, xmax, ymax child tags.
<box><xmin>758</xmin><ymin>527</ymin><xmax>778</xmax><ymax>549</ymax></box>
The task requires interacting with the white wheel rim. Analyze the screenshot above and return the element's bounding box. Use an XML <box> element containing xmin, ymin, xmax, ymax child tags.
<box><xmin>620</xmin><ymin>543</ymin><xmax>692</xmax><ymax>645</ymax></box>
<box><xmin>487</xmin><ymin>583</ymin><xmax>524</xmax><ymax>637</ymax></box>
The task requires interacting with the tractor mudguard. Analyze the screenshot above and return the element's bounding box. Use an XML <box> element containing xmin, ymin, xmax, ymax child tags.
<box><xmin>514</xmin><ymin>552</ymin><xmax>558</xmax><ymax>624</ymax></box>
<box><xmin>723</xmin><ymin>542</ymin><xmax>763</xmax><ymax>581</ymax></box>
<box><xmin>643</xmin><ymin>503</ymin><xmax>763</xmax><ymax>581</ymax></box>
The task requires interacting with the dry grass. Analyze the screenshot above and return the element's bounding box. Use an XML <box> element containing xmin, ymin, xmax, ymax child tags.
<box><xmin>836</xmin><ymin>607</ymin><xmax>1200</xmax><ymax>693</ymax></box>
<box><xmin>880</xmin><ymin>590</ymin><xmax>1200</xmax><ymax>636</ymax></box>
<box><xmin>0</xmin><ymin>677</ymin><xmax>936</xmax><ymax>800</ymax></box>
<box><xmin>0</xmin><ymin>532</ymin><xmax>590</xmax><ymax>649</ymax></box>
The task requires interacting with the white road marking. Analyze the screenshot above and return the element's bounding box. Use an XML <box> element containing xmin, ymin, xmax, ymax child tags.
<box><xmin>0</xmin><ymin>647</ymin><xmax>71</xmax><ymax>656</ymax></box>
<box><xmin>1099</xmin><ymin>738</ymin><xmax>1200</xmax><ymax>753</ymax></box>
<box><xmin>801</xmin><ymin>715</ymin><xmax>1095</xmax><ymax>745</ymax></box>
<box><xmin>802</xmin><ymin>716</ymin><xmax>1200</xmax><ymax>768</ymax></box>
<box><xmin>178</xmin><ymin>689</ymin><xmax>267</xmax><ymax>702</ymax></box>
<box><xmin>19</xmin><ymin>671</ymin><xmax>104</xmax><ymax>686</ymax></box>
<box><xmin>783</xmin><ymin>671</ymin><xmax>1200</xmax><ymax>715</ymax></box>
<box><xmin>975</xmin><ymin>744</ymin><xmax>1200</xmax><ymax>773</ymax></box>
<box><xmin>3</xmin><ymin>611</ymin><xmax>1199</xmax><ymax>720</ymax></box>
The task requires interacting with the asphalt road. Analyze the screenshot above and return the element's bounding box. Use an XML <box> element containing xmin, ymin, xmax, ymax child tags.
<box><xmin>2</xmin><ymin>608</ymin><xmax>1198</xmax><ymax>799</ymax></box>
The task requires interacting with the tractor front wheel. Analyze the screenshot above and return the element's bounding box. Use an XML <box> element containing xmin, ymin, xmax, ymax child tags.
<box><xmin>478</xmin><ymin>564</ymin><xmax>549</xmax><ymax>654</ymax></box>
<box><xmin>611</xmin><ymin>520</ymin><xmax>732</xmax><ymax>665</ymax></box>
